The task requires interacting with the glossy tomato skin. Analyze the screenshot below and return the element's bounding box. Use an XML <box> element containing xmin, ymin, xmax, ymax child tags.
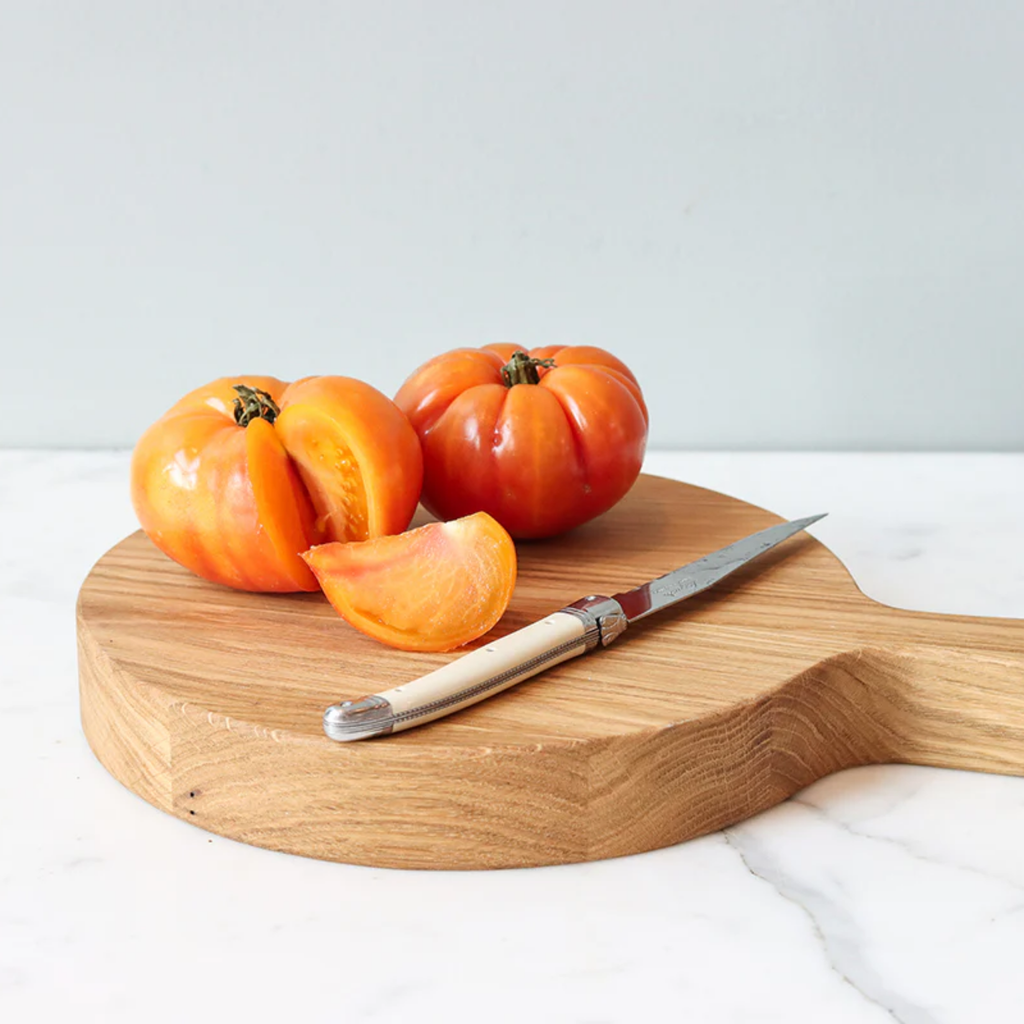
<box><xmin>394</xmin><ymin>345</ymin><xmax>649</xmax><ymax>539</ymax></box>
<box><xmin>130</xmin><ymin>376</ymin><xmax>315</xmax><ymax>591</ymax></box>
<box><xmin>131</xmin><ymin>375</ymin><xmax>422</xmax><ymax>591</ymax></box>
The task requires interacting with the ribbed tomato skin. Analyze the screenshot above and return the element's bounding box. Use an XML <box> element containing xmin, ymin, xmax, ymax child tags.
<box><xmin>131</xmin><ymin>375</ymin><xmax>423</xmax><ymax>591</ymax></box>
<box><xmin>395</xmin><ymin>346</ymin><xmax>648</xmax><ymax>539</ymax></box>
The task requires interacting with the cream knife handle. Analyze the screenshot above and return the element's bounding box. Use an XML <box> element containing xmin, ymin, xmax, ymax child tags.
<box><xmin>323</xmin><ymin>599</ymin><xmax>627</xmax><ymax>741</ymax></box>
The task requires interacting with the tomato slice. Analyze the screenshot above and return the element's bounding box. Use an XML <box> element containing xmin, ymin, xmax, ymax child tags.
<box><xmin>276</xmin><ymin>376</ymin><xmax>423</xmax><ymax>544</ymax></box>
<box><xmin>302</xmin><ymin>512</ymin><xmax>517</xmax><ymax>652</ymax></box>
<box><xmin>274</xmin><ymin>405</ymin><xmax>369</xmax><ymax>544</ymax></box>
<box><xmin>244</xmin><ymin>417</ymin><xmax>319</xmax><ymax>591</ymax></box>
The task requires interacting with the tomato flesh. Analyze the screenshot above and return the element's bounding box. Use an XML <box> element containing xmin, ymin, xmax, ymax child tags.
<box><xmin>274</xmin><ymin>408</ymin><xmax>369</xmax><ymax>543</ymax></box>
<box><xmin>303</xmin><ymin>512</ymin><xmax>517</xmax><ymax>652</ymax></box>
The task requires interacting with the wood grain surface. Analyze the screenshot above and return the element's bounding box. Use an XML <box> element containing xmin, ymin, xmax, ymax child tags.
<box><xmin>77</xmin><ymin>474</ymin><xmax>1024</xmax><ymax>869</ymax></box>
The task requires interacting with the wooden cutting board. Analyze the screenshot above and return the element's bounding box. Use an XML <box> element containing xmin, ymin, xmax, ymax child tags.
<box><xmin>77</xmin><ymin>474</ymin><xmax>1024</xmax><ymax>870</ymax></box>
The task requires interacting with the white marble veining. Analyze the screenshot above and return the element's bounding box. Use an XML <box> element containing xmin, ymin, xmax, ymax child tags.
<box><xmin>2</xmin><ymin>451</ymin><xmax>1024</xmax><ymax>1023</ymax></box>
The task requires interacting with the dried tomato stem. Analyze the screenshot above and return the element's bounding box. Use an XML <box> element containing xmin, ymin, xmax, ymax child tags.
<box><xmin>233</xmin><ymin>385</ymin><xmax>280</xmax><ymax>426</ymax></box>
<box><xmin>500</xmin><ymin>351</ymin><xmax>556</xmax><ymax>387</ymax></box>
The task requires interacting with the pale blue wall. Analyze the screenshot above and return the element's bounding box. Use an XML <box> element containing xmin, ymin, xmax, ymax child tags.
<box><xmin>3</xmin><ymin>2</ymin><xmax>1021</xmax><ymax>449</ymax></box>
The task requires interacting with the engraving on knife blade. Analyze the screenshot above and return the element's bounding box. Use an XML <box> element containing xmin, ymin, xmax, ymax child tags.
<box><xmin>651</xmin><ymin>577</ymin><xmax>700</xmax><ymax>600</ymax></box>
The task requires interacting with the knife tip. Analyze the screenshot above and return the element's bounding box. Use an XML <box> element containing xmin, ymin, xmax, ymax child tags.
<box><xmin>796</xmin><ymin>512</ymin><xmax>828</xmax><ymax>528</ymax></box>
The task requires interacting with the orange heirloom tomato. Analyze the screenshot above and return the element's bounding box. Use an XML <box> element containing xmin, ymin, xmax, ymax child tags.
<box><xmin>303</xmin><ymin>511</ymin><xmax>517</xmax><ymax>652</ymax></box>
<box><xmin>394</xmin><ymin>345</ymin><xmax>649</xmax><ymax>539</ymax></box>
<box><xmin>130</xmin><ymin>376</ymin><xmax>423</xmax><ymax>592</ymax></box>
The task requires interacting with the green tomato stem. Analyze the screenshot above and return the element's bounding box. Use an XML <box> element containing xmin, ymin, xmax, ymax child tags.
<box><xmin>500</xmin><ymin>351</ymin><xmax>557</xmax><ymax>387</ymax></box>
<box><xmin>232</xmin><ymin>384</ymin><xmax>281</xmax><ymax>426</ymax></box>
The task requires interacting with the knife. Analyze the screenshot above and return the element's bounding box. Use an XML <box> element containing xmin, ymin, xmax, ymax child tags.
<box><xmin>323</xmin><ymin>513</ymin><xmax>827</xmax><ymax>742</ymax></box>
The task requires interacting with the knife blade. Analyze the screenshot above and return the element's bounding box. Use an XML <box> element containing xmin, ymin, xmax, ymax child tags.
<box><xmin>323</xmin><ymin>513</ymin><xmax>827</xmax><ymax>742</ymax></box>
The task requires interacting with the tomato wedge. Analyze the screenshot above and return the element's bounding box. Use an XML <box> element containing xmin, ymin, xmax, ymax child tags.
<box><xmin>275</xmin><ymin>375</ymin><xmax>422</xmax><ymax>543</ymax></box>
<box><xmin>302</xmin><ymin>513</ymin><xmax>517</xmax><ymax>652</ymax></box>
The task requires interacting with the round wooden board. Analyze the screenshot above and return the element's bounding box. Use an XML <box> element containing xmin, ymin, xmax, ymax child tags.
<box><xmin>78</xmin><ymin>474</ymin><xmax>1024</xmax><ymax>869</ymax></box>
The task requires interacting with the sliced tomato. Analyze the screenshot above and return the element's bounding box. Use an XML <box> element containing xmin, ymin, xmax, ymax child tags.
<box><xmin>244</xmin><ymin>417</ymin><xmax>319</xmax><ymax>591</ymax></box>
<box><xmin>131</xmin><ymin>375</ymin><xmax>422</xmax><ymax>592</ymax></box>
<box><xmin>276</xmin><ymin>376</ymin><xmax>423</xmax><ymax>544</ymax></box>
<box><xmin>302</xmin><ymin>512</ymin><xmax>517</xmax><ymax>652</ymax></box>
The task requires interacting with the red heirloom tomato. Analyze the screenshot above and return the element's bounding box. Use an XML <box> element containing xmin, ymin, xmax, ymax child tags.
<box><xmin>394</xmin><ymin>345</ymin><xmax>649</xmax><ymax>539</ymax></box>
<box><xmin>130</xmin><ymin>376</ymin><xmax>423</xmax><ymax>591</ymax></box>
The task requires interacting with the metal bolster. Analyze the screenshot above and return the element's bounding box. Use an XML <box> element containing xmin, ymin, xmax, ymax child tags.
<box><xmin>561</xmin><ymin>595</ymin><xmax>629</xmax><ymax>650</ymax></box>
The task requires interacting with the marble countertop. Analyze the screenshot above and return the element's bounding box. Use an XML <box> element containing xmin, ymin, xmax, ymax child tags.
<box><xmin>3</xmin><ymin>450</ymin><xmax>1024</xmax><ymax>1023</ymax></box>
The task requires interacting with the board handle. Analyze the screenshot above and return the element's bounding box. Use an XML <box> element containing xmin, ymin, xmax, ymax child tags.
<box><xmin>861</xmin><ymin>605</ymin><xmax>1024</xmax><ymax>776</ymax></box>
<box><xmin>323</xmin><ymin>611</ymin><xmax>593</xmax><ymax>741</ymax></box>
